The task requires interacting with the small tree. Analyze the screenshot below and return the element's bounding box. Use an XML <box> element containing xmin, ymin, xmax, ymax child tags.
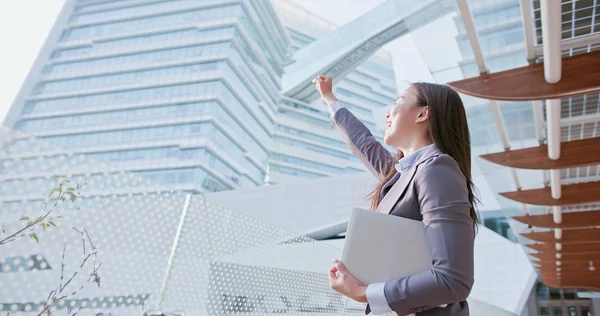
<box><xmin>0</xmin><ymin>176</ymin><xmax>102</xmax><ymax>315</ymax></box>
<box><xmin>1</xmin><ymin>175</ymin><xmax>81</xmax><ymax>246</ymax></box>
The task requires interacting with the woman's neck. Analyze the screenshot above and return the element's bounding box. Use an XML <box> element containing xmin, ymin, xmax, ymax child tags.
<box><xmin>398</xmin><ymin>138</ymin><xmax>434</xmax><ymax>156</ymax></box>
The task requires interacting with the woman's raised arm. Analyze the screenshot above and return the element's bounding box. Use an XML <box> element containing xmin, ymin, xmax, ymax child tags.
<box><xmin>313</xmin><ymin>75</ymin><xmax>394</xmax><ymax>180</ymax></box>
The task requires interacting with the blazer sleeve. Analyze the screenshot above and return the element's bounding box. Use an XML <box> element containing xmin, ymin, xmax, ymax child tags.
<box><xmin>331</xmin><ymin>107</ymin><xmax>394</xmax><ymax>180</ymax></box>
<box><xmin>383</xmin><ymin>154</ymin><xmax>475</xmax><ymax>314</ymax></box>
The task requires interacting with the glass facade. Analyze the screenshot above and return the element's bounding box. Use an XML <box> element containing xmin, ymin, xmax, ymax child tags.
<box><xmin>454</xmin><ymin>0</ymin><xmax>535</xmax><ymax>150</ymax></box>
<box><xmin>8</xmin><ymin>0</ymin><xmax>291</xmax><ymax>194</ymax></box>
<box><xmin>536</xmin><ymin>283</ymin><xmax>594</xmax><ymax>316</ymax></box>
<box><xmin>270</xmin><ymin>2</ymin><xmax>397</xmax><ymax>182</ymax></box>
<box><xmin>7</xmin><ymin>0</ymin><xmax>400</xmax><ymax>189</ymax></box>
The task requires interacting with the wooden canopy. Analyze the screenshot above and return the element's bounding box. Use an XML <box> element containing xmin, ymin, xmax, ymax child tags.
<box><xmin>447</xmin><ymin>50</ymin><xmax>600</xmax><ymax>101</ymax></box>
<box><xmin>539</xmin><ymin>268</ymin><xmax>600</xmax><ymax>291</ymax></box>
<box><xmin>479</xmin><ymin>138</ymin><xmax>600</xmax><ymax>170</ymax></box>
<box><xmin>513</xmin><ymin>210</ymin><xmax>600</xmax><ymax>228</ymax></box>
<box><xmin>521</xmin><ymin>228</ymin><xmax>600</xmax><ymax>243</ymax></box>
<box><xmin>449</xmin><ymin>5</ymin><xmax>600</xmax><ymax>292</ymax></box>
<box><xmin>499</xmin><ymin>181</ymin><xmax>600</xmax><ymax>206</ymax></box>
<box><xmin>531</xmin><ymin>252</ymin><xmax>600</xmax><ymax>262</ymax></box>
<box><xmin>526</xmin><ymin>242</ymin><xmax>600</xmax><ymax>254</ymax></box>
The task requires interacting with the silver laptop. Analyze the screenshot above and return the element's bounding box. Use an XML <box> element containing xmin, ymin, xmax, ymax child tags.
<box><xmin>341</xmin><ymin>208</ymin><xmax>432</xmax><ymax>285</ymax></box>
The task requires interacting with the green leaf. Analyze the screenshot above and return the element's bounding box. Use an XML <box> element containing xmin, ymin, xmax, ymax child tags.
<box><xmin>49</xmin><ymin>188</ymin><xmax>60</xmax><ymax>197</ymax></box>
<box><xmin>67</xmin><ymin>187</ymin><xmax>76</xmax><ymax>191</ymax></box>
<box><xmin>42</xmin><ymin>223</ymin><xmax>48</xmax><ymax>232</ymax></box>
<box><xmin>49</xmin><ymin>221</ymin><xmax>57</xmax><ymax>228</ymax></box>
<box><xmin>35</xmin><ymin>217</ymin><xmax>44</xmax><ymax>223</ymax></box>
<box><xmin>56</xmin><ymin>215</ymin><xmax>64</xmax><ymax>219</ymax></box>
<box><xmin>19</xmin><ymin>216</ymin><xmax>30</xmax><ymax>221</ymax></box>
<box><xmin>67</xmin><ymin>191</ymin><xmax>77</xmax><ymax>202</ymax></box>
<box><xmin>29</xmin><ymin>233</ymin><xmax>38</xmax><ymax>242</ymax></box>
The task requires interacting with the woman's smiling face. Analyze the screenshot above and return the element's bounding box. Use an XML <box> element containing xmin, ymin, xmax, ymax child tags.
<box><xmin>384</xmin><ymin>86</ymin><xmax>428</xmax><ymax>148</ymax></box>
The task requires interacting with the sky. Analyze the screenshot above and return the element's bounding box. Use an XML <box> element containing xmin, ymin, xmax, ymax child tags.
<box><xmin>0</xmin><ymin>0</ymin><xmax>441</xmax><ymax>123</ymax></box>
<box><xmin>0</xmin><ymin>0</ymin><xmax>65</xmax><ymax>123</ymax></box>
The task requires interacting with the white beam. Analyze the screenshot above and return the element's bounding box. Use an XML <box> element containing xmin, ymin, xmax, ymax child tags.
<box><xmin>550</xmin><ymin>169</ymin><xmax>562</xmax><ymax>199</ymax></box>
<box><xmin>543</xmin><ymin>170</ymin><xmax>549</xmax><ymax>187</ymax></box>
<box><xmin>540</xmin><ymin>0</ymin><xmax>562</xmax><ymax>83</ymax></box>
<box><xmin>510</xmin><ymin>168</ymin><xmax>523</xmax><ymax>191</ymax></box>
<box><xmin>548</xmin><ymin>100</ymin><xmax>562</xmax><ymax>226</ymax></box>
<box><xmin>490</xmin><ymin>101</ymin><xmax>510</xmax><ymax>150</ymax></box>
<box><xmin>562</xmin><ymin>174</ymin><xmax>600</xmax><ymax>185</ymax></box>
<box><xmin>560</xmin><ymin>112</ymin><xmax>600</xmax><ymax>126</ymax></box>
<box><xmin>540</xmin><ymin>0</ymin><xmax>563</xmax><ymax>243</ymax></box>
<box><xmin>546</xmin><ymin>99</ymin><xmax>562</xmax><ymax>159</ymax></box>
<box><xmin>456</xmin><ymin>0</ymin><xmax>530</xmax><ymax>216</ymax></box>
<box><xmin>554</xmin><ymin>228</ymin><xmax>562</xmax><ymax>239</ymax></box>
<box><xmin>535</xmin><ymin>32</ymin><xmax>600</xmax><ymax>56</ymax></box>
<box><xmin>552</xmin><ymin>205</ymin><xmax>562</xmax><ymax>223</ymax></box>
<box><xmin>532</xmin><ymin>100</ymin><xmax>545</xmax><ymax>144</ymax></box>
<box><xmin>456</xmin><ymin>0</ymin><xmax>488</xmax><ymax>74</ymax></box>
<box><xmin>159</xmin><ymin>194</ymin><xmax>192</xmax><ymax>309</ymax></box>
<box><xmin>519</xmin><ymin>0</ymin><xmax>537</xmax><ymax>62</ymax></box>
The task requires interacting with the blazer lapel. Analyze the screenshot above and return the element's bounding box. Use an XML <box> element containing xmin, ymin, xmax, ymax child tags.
<box><xmin>375</xmin><ymin>145</ymin><xmax>441</xmax><ymax>214</ymax></box>
<box><xmin>376</xmin><ymin>165</ymin><xmax>418</xmax><ymax>214</ymax></box>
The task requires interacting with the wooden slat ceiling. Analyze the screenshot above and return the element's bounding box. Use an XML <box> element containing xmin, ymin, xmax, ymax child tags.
<box><xmin>526</xmin><ymin>242</ymin><xmax>600</xmax><ymax>253</ymax></box>
<box><xmin>454</xmin><ymin>10</ymin><xmax>600</xmax><ymax>293</ymax></box>
<box><xmin>540</xmin><ymin>269</ymin><xmax>600</xmax><ymax>286</ymax></box>
<box><xmin>479</xmin><ymin>138</ymin><xmax>600</xmax><ymax>169</ymax></box>
<box><xmin>544</xmin><ymin>282</ymin><xmax>600</xmax><ymax>290</ymax></box>
<box><xmin>521</xmin><ymin>228</ymin><xmax>600</xmax><ymax>243</ymax></box>
<box><xmin>543</xmin><ymin>282</ymin><xmax>600</xmax><ymax>292</ymax></box>
<box><xmin>447</xmin><ymin>50</ymin><xmax>600</xmax><ymax>101</ymax></box>
<box><xmin>513</xmin><ymin>210</ymin><xmax>600</xmax><ymax>228</ymax></box>
<box><xmin>499</xmin><ymin>181</ymin><xmax>600</xmax><ymax>206</ymax></box>
<box><xmin>536</xmin><ymin>261</ymin><xmax>596</xmax><ymax>270</ymax></box>
<box><xmin>531</xmin><ymin>252</ymin><xmax>600</xmax><ymax>261</ymax></box>
<box><xmin>540</xmin><ymin>277</ymin><xmax>599</xmax><ymax>287</ymax></box>
<box><xmin>540</xmin><ymin>272</ymin><xmax>600</xmax><ymax>281</ymax></box>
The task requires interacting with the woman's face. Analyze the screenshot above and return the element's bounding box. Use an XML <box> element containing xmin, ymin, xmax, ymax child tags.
<box><xmin>384</xmin><ymin>87</ymin><xmax>428</xmax><ymax>148</ymax></box>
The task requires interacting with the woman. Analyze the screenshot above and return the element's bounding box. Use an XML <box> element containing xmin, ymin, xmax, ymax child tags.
<box><xmin>313</xmin><ymin>75</ymin><xmax>478</xmax><ymax>315</ymax></box>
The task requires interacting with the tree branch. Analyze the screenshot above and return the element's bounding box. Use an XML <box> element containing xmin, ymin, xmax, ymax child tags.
<box><xmin>35</xmin><ymin>228</ymin><xmax>101</xmax><ymax>316</ymax></box>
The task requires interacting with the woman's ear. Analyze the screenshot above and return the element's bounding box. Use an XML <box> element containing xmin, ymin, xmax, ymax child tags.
<box><xmin>416</xmin><ymin>106</ymin><xmax>429</xmax><ymax>123</ymax></box>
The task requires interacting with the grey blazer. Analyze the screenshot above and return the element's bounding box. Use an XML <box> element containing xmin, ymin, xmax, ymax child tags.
<box><xmin>333</xmin><ymin>108</ymin><xmax>475</xmax><ymax>315</ymax></box>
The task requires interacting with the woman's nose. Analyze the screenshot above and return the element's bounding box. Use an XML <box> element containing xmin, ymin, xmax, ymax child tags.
<box><xmin>386</xmin><ymin>112</ymin><xmax>390</xmax><ymax>119</ymax></box>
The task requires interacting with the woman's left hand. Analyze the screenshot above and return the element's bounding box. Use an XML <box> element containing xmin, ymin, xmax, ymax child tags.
<box><xmin>328</xmin><ymin>259</ymin><xmax>368</xmax><ymax>303</ymax></box>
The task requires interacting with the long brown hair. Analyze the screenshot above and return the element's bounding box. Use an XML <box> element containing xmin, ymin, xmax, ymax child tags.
<box><xmin>368</xmin><ymin>82</ymin><xmax>479</xmax><ymax>229</ymax></box>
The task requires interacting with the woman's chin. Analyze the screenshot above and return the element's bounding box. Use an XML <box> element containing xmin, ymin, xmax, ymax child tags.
<box><xmin>383</xmin><ymin>135</ymin><xmax>391</xmax><ymax>146</ymax></box>
<box><xmin>384</xmin><ymin>133</ymin><xmax>400</xmax><ymax>147</ymax></box>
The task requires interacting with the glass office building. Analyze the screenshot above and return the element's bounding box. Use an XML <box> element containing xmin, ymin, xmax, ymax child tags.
<box><xmin>5</xmin><ymin>0</ymin><xmax>291</xmax><ymax>194</ymax></box>
<box><xmin>269</xmin><ymin>0</ymin><xmax>398</xmax><ymax>184</ymax></box>
<box><xmin>5</xmin><ymin>0</ymin><xmax>398</xmax><ymax>191</ymax></box>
